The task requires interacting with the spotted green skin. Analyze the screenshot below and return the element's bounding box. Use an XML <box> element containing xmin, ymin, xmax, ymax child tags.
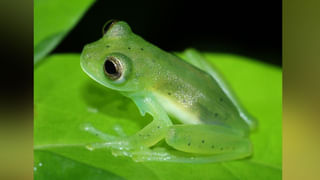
<box><xmin>80</xmin><ymin>21</ymin><xmax>257</xmax><ymax>163</ymax></box>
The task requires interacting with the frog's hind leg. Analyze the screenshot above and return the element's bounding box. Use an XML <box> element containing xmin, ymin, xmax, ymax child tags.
<box><xmin>162</xmin><ymin>124</ymin><xmax>252</xmax><ymax>163</ymax></box>
<box><xmin>129</xmin><ymin>124</ymin><xmax>252</xmax><ymax>163</ymax></box>
<box><xmin>128</xmin><ymin>146</ymin><xmax>250</xmax><ymax>163</ymax></box>
<box><xmin>180</xmin><ymin>49</ymin><xmax>257</xmax><ymax>130</ymax></box>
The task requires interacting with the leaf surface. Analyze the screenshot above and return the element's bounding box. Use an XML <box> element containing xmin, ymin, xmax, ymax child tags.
<box><xmin>34</xmin><ymin>52</ymin><xmax>282</xmax><ymax>179</ymax></box>
<box><xmin>34</xmin><ymin>0</ymin><xmax>94</xmax><ymax>64</ymax></box>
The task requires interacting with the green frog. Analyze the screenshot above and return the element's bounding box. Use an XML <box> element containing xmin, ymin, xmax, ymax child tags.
<box><xmin>80</xmin><ymin>20</ymin><xmax>257</xmax><ymax>163</ymax></box>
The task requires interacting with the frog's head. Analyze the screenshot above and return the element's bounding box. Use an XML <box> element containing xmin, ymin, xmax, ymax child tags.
<box><xmin>80</xmin><ymin>20</ymin><xmax>151</xmax><ymax>92</ymax></box>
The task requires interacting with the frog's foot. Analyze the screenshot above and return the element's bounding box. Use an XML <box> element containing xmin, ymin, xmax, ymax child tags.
<box><xmin>86</xmin><ymin>143</ymin><xmax>176</xmax><ymax>162</ymax></box>
<box><xmin>129</xmin><ymin>147</ymin><xmax>178</xmax><ymax>162</ymax></box>
<box><xmin>97</xmin><ymin>146</ymin><xmax>173</xmax><ymax>161</ymax></box>
<box><xmin>82</xmin><ymin>123</ymin><xmax>128</xmax><ymax>141</ymax></box>
<box><xmin>86</xmin><ymin>139</ymin><xmax>134</xmax><ymax>152</ymax></box>
<box><xmin>125</xmin><ymin>147</ymin><xmax>251</xmax><ymax>163</ymax></box>
<box><xmin>82</xmin><ymin>123</ymin><xmax>135</xmax><ymax>151</ymax></box>
<box><xmin>118</xmin><ymin>147</ymin><xmax>203</xmax><ymax>162</ymax></box>
<box><xmin>113</xmin><ymin>124</ymin><xmax>127</xmax><ymax>137</ymax></box>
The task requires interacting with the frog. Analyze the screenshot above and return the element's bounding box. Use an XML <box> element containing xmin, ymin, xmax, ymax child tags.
<box><xmin>80</xmin><ymin>20</ymin><xmax>257</xmax><ymax>163</ymax></box>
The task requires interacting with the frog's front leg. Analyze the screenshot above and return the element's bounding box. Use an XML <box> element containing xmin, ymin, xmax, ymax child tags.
<box><xmin>131</xmin><ymin>124</ymin><xmax>252</xmax><ymax>163</ymax></box>
<box><xmin>86</xmin><ymin>96</ymin><xmax>173</xmax><ymax>155</ymax></box>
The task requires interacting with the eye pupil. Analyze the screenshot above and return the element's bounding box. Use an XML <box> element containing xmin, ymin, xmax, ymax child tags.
<box><xmin>104</xmin><ymin>60</ymin><xmax>117</xmax><ymax>74</ymax></box>
<box><xmin>104</xmin><ymin>57</ymin><xmax>122</xmax><ymax>80</ymax></box>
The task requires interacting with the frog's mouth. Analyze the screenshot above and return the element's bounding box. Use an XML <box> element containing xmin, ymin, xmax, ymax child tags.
<box><xmin>80</xmin><ymin>50</ymin><xmax>100</xmax><ymax>84</ymax></box>
<box><xmin>80</xmin><ymin>52</ymin><xmax>89</xmax><ymax>75</ymax></box>
<box><xmin>79</xmin><ymin>55</ymin><xmax>107</xmax><ymax>89</ymax></box>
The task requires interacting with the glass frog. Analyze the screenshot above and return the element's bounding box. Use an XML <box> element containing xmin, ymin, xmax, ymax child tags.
<box><xmin>80</xmin><ymin>20</ymin><xmax>257</xmax><ymax>163</ymax></box>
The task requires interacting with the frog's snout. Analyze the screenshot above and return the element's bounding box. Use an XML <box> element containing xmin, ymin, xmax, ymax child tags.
<box><xmin>80</xmin><ymin>45</ymin><xmax>87</xmax><ymax>58</ymax></box>
<box><xmin>80</xmin><ymin>45</ymin><xmax>92</xmax><ymax>73</ymax></box>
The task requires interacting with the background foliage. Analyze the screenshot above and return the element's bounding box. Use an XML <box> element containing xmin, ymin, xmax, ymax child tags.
<box><xmin>34</xmin><ymin>0</ymin><xmax>282</xmax><ymax>179</ymax></box>
<box><xmin>34</xmin><ymin>0</ymin><xmax>94</xmax><ymax>64</ymax></box>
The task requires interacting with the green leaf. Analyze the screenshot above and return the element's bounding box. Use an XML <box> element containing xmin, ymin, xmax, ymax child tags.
<box><xmin>34</xmin><ymin>0</ymin><xmax>95</xmax><ymax>65</ymax></box>
<box><xmin>34</xmin><ymin>52</ymin><xmax>282</xmax><ymax>180</ymax></box>
<box><xmin>34</xmin><ymin>150</ymin><xmax>125</xmax><ymax>180</ymax></box>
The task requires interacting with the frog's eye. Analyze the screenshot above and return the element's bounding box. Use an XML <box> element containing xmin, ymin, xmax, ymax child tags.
<box><xmin>102</xmin><ymin>19</ymin><xmax>118</xmax><ymax>36</ymax></box>
<box><xmin>103</xmin><ymin>56</ymin><xmax>122</xmax><ymax>80</ymax></box>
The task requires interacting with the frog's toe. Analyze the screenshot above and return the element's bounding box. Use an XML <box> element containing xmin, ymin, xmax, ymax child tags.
<box><xmin>111</xmin><ymin>149</ymin><xmax>133</xmax><ymax>158</ymax></box>
<box><xmin>86</xmin><ymin>140</ymin><xmax>129</xmax><ymax>154</ymax></box>
<box><xmin>128</xmin><ymin>149</ymin><xmax>174</xmax><ymax>162</ymax></box>
<box><xmin>113</xmin><ymin>124</ymin><xmax>127</xmax><ymax>137</ymax></box>
<box><xmin>82</xmin><ymin>123</ymin><xmax>121</xmax><ymax>140</ymax></box>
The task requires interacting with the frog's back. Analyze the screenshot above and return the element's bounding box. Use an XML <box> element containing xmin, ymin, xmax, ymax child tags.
<box><xmin>149</xmin><ymin>50</ymin><xmax>249</xmax><ymax>132</ymax></box>
<box><xmin>107</xmin><ymin>31</ymin><xmax>250</xmax><ymax>132</ymax></box>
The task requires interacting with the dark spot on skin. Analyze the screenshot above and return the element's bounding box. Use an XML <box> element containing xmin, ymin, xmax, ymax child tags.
<box><xmin>219</xmin><ymin>97</ymin><xmax>223</xmax><ymax>102</ymax></box>
<box><xmin>188</xmin><ymin>142</ymin><xmax>191</xmax><ymax>146</ymax></box>
<box><xmin>95</xmin><ymin>133</ymin><xmax>98</xmax><ymax>136</ymax></box>
<box><xmin>128</xmin><ymin>47</ymin><xmax>131</xmax><ymax>50</ymax></box>
<box><xmin>220</xmin><ymin>147</ymin><xmax>224</xmax><ymax>151</ymax></box>
<box><xmin>140</xmin><ymin>48</ymin><xmax>144</xmax><ymax>51</ymax></box>
<box><xmin>106</xmin><ymin>45</ymin><xmax>110</xmax><ymax>48</ymax></box>
<box><xmin>138</xmin><ymin>134</ymin><xmax>142</xmax><ymax>136</ymax></box>
<box><xmin>168</xmin><ymin>92</ymin><xmax>171</xmax><ymax>95</ymax></box>
<box><xmin>157</xmin><ymin>126</ymin><xmax>160</xmax><ymax>129</ymax></box>
<box><xmin>201</xmin><ymin>140</ymin><xmax>205</xmax><ymax>143</ymax></box>
<box><xmin>214</xmin><ymin>113</ymin><xmax>219</xmax><ymax>117</ymax></box>
<box><xmin>211</xmin><ymin>145</ymin><xmax>215</xmax><ymax>149</ymax></box>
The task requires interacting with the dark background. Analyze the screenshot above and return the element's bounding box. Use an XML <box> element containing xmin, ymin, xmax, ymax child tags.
<box><xmin>54</xmin><ymin>0</ymin><xmax>282</xmax><ymax>66</ymax></box>
<box><xmin>0</xmin><ymin>0</ymin><xmax>282</xmax><ymax>124</ymax></box>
